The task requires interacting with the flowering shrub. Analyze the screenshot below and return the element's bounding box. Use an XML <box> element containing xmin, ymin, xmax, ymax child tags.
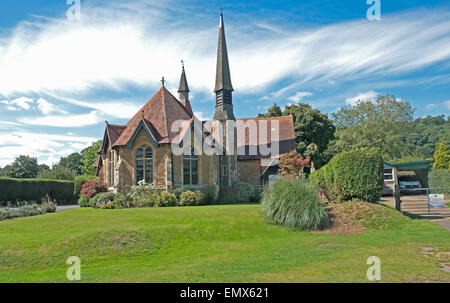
<box><xmin>127</xmin><ymin>181</ymin><xmax>159</xmax><ymax>207</ymax></box>
<box><xmin>278</xmin><ymin>151</ymin><xmax>311</xmax><ymax>179</ymax></box>
<box><xmin>80</xmin><ymin>181</ymin><xmax>107</xmax><ymax>199</ymax></box>
<box><xmin>99</xmin><ymin>201</ymin><xmax>115</xmax><ymax>209</ymax></box>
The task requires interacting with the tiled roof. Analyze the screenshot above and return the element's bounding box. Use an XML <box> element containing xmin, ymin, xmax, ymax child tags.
<box><xmin>113</xmin><ymin>86</ymin><xmax>193</xmax><ymax>146</ymax></box>
<box><xmin>235</xmin><ymin>115</ymin><xmax>296</xmax><ymax>160</ymax></box>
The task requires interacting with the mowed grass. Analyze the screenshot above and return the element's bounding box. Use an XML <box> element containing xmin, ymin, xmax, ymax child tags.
<box><xmin>0</xmin><ymin>203</ymin><xmax>449</xmax><ymax>282</ymax></box>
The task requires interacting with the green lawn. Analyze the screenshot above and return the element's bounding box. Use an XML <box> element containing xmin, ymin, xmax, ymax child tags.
<box><xmin>0</xmin><ymin>204</ymin><xmax>449</xmax><ymax>282</ymax></box>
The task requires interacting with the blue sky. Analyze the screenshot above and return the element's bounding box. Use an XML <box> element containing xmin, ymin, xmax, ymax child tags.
<box><xmin>0</xmin><ymin>0</ymin><xmax>449</xmax><ymax>167</ymax></box>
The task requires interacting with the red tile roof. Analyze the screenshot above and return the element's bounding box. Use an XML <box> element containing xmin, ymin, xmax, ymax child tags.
<box><xmin>112</xmin><ymin>86</ymin><xmax>193</xmax><ymax>146</ymax></box>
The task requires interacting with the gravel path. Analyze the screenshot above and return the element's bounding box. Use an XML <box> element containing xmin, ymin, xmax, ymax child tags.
<box><xmin>56</xmin><ymin>205</ymin><xmax>79</xmax><ymax>212</ymax></box>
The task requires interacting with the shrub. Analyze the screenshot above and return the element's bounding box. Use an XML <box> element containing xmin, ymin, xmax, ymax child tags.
<box><xmin>96</xmin><ymin>192</ymin><xmax>116</xmax><ymax>205</ymax></box>
<box><xmin>261</xmin><ymin>178</ymin><xmax>330</xmax><ymax>231</ymax></box>
<box><xmin>89</xmin><ymin>192</ymin><xmax>103</xmax><ymax>207</ymax></box>
<box><xmin>233</xmin><ymin>182</ymin><xmax>256</xmax><ymax>202</ymax></box>
<box><xmin>204</xmin><ymin>185</ymin><xmax>217</xmax><ymax>204</ymax></box>
<box><xmin>113</xmin><ymin>193</ymin><xmax>130</xmax><ymax>209</ymax></box>
<box><xmin>179</xmin><ymin>190</ymin><xmax>198</xmax><ymax>206</ymax></box>
<box><xmin>310</xmin><ymin>148</ymin><xmax>384</xmax><ymax>203</ymax></box>
<box><xmin>169</xmin><ymin>186</ymin><xmax>188</xmax><ymax>200</ymax></box>
<box><xmin>194</xmin><ymin>190</ymin><xmax>207</xmax><ymax>205</ymax></box>
<box><xmin>99</xmin><ymin>201</ymin><xmax>115</xmax><ymax>209</ymax></box>
<box><xmin>0</xmin><ymin>203</ymin><xmax>56</xmax><ymax>221</ymax></box>
<box><xmin>78</xmin><ymin>195</ymin><xmax>90</xmax><ymax>207</ymax></box>
<box><xmin>0</xmin><ymin>177</ymin><xmax>76</xmax><ymax>204</ymax></box>
<box><xmin>156</xmin><ymin>191</ymin><xmax>177</xmax><ymax>207</ymax></box>
<box><xmin>80</xmin><ymin>181</ymin><xmax>107</xmax><ymax>199</ymax></box>
<box><xmin>127</xmin><ymin>182</ymin><xmax>159</xmax><ymax>208</ymax></box>
<box><xmin>74</xmin><ymin>175</ymin><xmax>98</xmax><ymax>196</ymax></box>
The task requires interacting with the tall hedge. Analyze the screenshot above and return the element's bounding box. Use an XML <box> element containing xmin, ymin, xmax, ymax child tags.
<box><xmin>0</xmin><ymin>178</ymin><xmax>76</xmax><ymax>204</ymax></box>
<box><xmin>311</xmin><ymin>148</ymin><xmax>384</xmax><ymax>203</ymax></box>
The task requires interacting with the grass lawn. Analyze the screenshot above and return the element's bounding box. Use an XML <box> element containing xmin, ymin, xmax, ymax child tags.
<box><xmin>0</xmin><ymin>203</ymin><xmax>449</xmax><ymax>282</ymax></box>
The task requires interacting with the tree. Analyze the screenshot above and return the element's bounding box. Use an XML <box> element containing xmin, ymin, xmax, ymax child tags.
<box><xmin>278</xmin><ymin>151</ymin><xmax>311</xmax><ymax>179</ymax></box>
<box><xmin>58</xmin><ymin>152</ymin><xmax>83</xmax><ymax>175</ymax></box>
<box><xmin>38</xmin><ymin>165</ymin><xmax>76</xmax><ymax>180</ymax></box>
<box><xmin>4</xmin><ymin>155</ymin><xmax>39</xmax><ymax>178</ymax></box>
<box><xmin>283</xmin><ymin>103</ymin><xmax>335</xmax><ymax>167</ymax></box>
<box><xmin>258</xmin><ymin>103</ymin><xmax>282</xmax><ymax>117</ymax></box>
<box><xmin>258</xmin><ymin>103</ymin><xmax>335</xmax><ymax>167</ymax></box>
<box><xmin>81</xmin><ymin>140</ymin><xmax>102</xmax><ymax>176</ymax></box>
<box><xmin>333</xmin><ymin>94</ymin><xmax>414</xmax><ymax>161</ymax></box>
<box><xmin>433</xmin><ymin>141</ymin><xmax>450</xmax><ymax>169</ymax></box>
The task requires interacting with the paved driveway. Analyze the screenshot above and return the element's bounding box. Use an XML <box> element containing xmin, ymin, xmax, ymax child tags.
<box><xmin>381</xmin><ymin>195</ymin><xmax>450</xmax><ymax>231</ymax></box>
<box><xmin>56</xmin><ymin>205</ymin><xmax>79</xmax><ymax>212</ymax></box>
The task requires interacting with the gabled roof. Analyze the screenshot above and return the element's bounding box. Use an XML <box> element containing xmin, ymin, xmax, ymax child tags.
<box><xmin>112</xmin><ymin>86</ymin><xmax>193</xmax><ymax>147</ymax></box>
<box><xmin>236</xmin><ymin>115</ymin><xmax>296</xmax><ymax>160</ymax></box>
<box><xmin>99</xmin><ymin>123</ymin><xmax>126</xmax><ymax>153</ymax></box>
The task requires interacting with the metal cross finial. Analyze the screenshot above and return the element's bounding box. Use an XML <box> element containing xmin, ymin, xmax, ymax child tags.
<box><xmin>181</xmin><ymin>60</ymin><xmax>184</xmax><ymax>68</ymax></box>
<box><xmin>161</xmin><ymin>76</ymin><xmax>166</xmax><ymax>87</ymax></box>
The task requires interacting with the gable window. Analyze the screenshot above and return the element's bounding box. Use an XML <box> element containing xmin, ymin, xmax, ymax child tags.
<box><xmin>136</xmin><ymin>145</ymin><xmax>153</xmax><ymax>184</ymax></box>
<box><xmin>183</xmin><ymin>148</ymin><xmax>198</xmax><ymax>185</ymax></box>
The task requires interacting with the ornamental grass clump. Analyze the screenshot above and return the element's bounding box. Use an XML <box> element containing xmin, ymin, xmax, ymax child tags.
<box><xmin>261</xmin><ymin>178</ymin><xmax>330</xmax><ymax>231</ymax></box>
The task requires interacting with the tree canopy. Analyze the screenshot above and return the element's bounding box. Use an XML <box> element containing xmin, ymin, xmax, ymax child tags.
<box><xmin>58</xmin><ymin>152</ymin><xmax>83</xmax><ymax>175</ymax></box>
<box><xmin>258</xmin><ymin>103</ymin><xmax>335</xmax><ymax>167</ymax></box>
<box><xmin>1</xmin><ymin>155</ymin><xmax>39</xmax><ymax>178</ymax></box>
<box><xmin>433</xmin><ymin>141</ymin><xmax>450</xmax><ymax>169</ymax></box>
<box><xmin>81</xmin><ymin>140</ymin><xmax>102</xmax><ymax>176</ymax></box>
<box><xmin>332</xmin><ymin>94</ymin><xmax>414</xmax><ymax>161</ymax></box>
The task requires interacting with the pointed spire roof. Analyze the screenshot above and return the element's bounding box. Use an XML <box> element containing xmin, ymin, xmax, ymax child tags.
<box><xmin>178</xmin><ymin>61</ymin><xmax>190</xmax><ymax>93</ymax></box>
<box><xmin>214</xmin><ymin>12</ymin><xmax>233</xmax><ymax>92</ymax></box>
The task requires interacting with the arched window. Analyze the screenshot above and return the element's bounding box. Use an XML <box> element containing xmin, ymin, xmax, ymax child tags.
<box><xmin>136</xmin><ymin>145</ymin><xmax>153</xmax><ymax>184</ymax></box>
<box><xmin>183</xmin><ymin>148</ymin><xmax>198</xmax><ymax>185</ymax></box>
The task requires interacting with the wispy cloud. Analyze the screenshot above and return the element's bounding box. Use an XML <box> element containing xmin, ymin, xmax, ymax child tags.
<box><xmin>345</xmin><ymin>90</ymin><xmax>380</xmax><ymax>105</ymax></box>
<box><xmin>445</xmin><ymin>100</ymin><xmax>450</xmax><ymax>110</ymax></box>
<box><xmin>287</xmin><ymin>91</ymin><xmax>313</xmax><ymax>103</ymax></box>
<box><xmin>18</xmin><ymin>110</ymin><xmax>101</xmax><ymax>127</ymax></box>
<box><xmin>0</xmin><ymin>5</ymin><xmax>449</xmax><ymax>98</ymax></box>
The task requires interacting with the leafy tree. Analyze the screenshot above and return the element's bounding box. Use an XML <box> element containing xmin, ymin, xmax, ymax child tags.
<box><xmin>4</xmin><ymin>155</ymin><xmax>39</xmax><ymax>178</ymax></box>
<box><xmin>283</xmin><ymin>103</ymin><xmax>335</xmax><ymax>167</ymax></box>
<box><xmin>401</xmin><ymin>115</ymin><xmax>450</xmax><ymax>160</ymax></box>
<box><xmin>258</xmin><ymin>103</ymin><xmax>282</xmax><ymax>117</ymax></box>
<box><xmin>433</xmin><ymin>141</ymin><xmax>450</xmax><ymax>169</ymax></box>
<box><xmin>333</xmin><ymin>94</ymin><xmax>414</xmax><ymax>161</ymax></box>
<box><xmin>38</xmin><ymin>164</ymin><xmax>50</xmax><ymax>175</ymax></box>
<box><xmin>258</xmin><ymin>103</ymin><xmax>335</xmax><ymax>167</ymax></box>
<box><xmin>81</xmin><ymin>140</ymin><xmax>102</xmax><ymax>176</ymax></box>
<box><xmin>58</xmin><ymin>152</ymin><xmax>83</xmax><ymax>175</ymax></box>
<box><xmin>38</xmin><ymin>165</ymin><xmax>76</xmax><ymax>180</ymax></box>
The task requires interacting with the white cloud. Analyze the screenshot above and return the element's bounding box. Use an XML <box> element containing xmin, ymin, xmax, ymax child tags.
<box><xmin>1</xmin><ymin>97</ymin><xmax>34</xmax><ymax>111</ymax></box>
<box><xmin>0</xmin><ymin>6</ymin><xmax>448</xmax><ymax>97</ymax></box>
<box><xmin>36</xmin><ymin>98</ymin><xmax>64</xmax><ymax>114</ymax></box>
<box><xmin>444</xmin><ymin>100</ymin><xmax>450</xmax><ymax>110</ymax></box>
<box><xmin>0</xmin><ymin>132</ymin><xmax>97</xmax><ymax>167</ymax></box>
<box><xmin>425</xmin><ymin>103</ymin><xmax>437</xmax><ymax>111</ymax></box>
<box><xmin>287</xmin><ymin>91</ymin><xmax>313</xmax><ymax>103</ymax></box>
<box><xmin>18</xmin><ymin>110</ymin><xmax>101</xmax><ymax>127</ymax></box>
<box><xmin>345</xmin><ymin>90</ymin><xmax>380</xmax><ymax>106</ymax></box>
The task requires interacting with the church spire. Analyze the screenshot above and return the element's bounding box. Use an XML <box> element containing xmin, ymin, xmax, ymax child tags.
<box><xmin>178</xmin><ymin>60</ymin><xmax>189</xmax><ymax>93</ymax></box>
<box><xmin>214</xmin><ymin>12</ymin><xmax>235</xmax><ymax>121</ymax></box>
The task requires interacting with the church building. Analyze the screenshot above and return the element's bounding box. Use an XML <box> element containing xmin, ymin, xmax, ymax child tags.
<box><xmin>95</xmin><ymin>13</ymin><xmax>296</xmax><ymax>194</ymax></box>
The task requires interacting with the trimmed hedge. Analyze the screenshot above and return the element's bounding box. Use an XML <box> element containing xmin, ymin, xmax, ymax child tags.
<box><xmin>0</xmin><ymin>177</ymin><xmax>76</xmax><ymax>204</ymax></box>
<box><xmin>310</xmin><ymin>148</ymin><xmax>384</xmax><ymax>203</ymax></box>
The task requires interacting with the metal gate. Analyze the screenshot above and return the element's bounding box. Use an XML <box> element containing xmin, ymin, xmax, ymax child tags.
<box><xmin>395</xmin><ymin>187</ymin><xmax>450</xmax><ymax>218</ymax></box>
